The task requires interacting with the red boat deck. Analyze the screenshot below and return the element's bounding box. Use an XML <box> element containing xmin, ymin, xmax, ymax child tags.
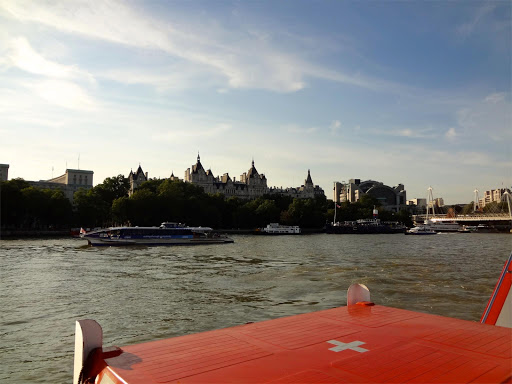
<box><xmin>94</xmin><ymin>303</ymin><xmax>512</xmax><ymax>384</ymax></box>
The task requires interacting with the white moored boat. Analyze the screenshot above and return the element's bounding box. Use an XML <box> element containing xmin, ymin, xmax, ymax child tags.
<box><xmin>423</xmin><ymin>218</ymin><xmax>461</xmax><ymax>232</ymax></box>
<box><xmin>261</xmin><ymin>223</ymin><xmax>301</xmax><ymax>235</ymax></box>
<box><xmin>81</xmin><ymin>222</ymin><xmax>234</xmax><ymax>246</ymax></box>
<box><xmin>405</xmin><ymin>225</ymin><xmax>437</xmax><ymax>235</ymax></box>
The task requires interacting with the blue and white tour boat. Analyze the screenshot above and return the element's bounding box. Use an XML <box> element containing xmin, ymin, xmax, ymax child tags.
<box><xmin>81</xmin><ymin>222</ymin><xmax>234</xmax><ymax>246</ymax></box>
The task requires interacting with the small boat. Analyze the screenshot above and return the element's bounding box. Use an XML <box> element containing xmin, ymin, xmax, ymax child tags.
<box><xmin>261</xmin><ymin>223</ymin><xmax>301</xmax><ymax>235</ymax></box>
<box><xmin>462</xmin><ymin>225</ymin><xmax>478</xmax><ymax>232</ymax></box>
<box><xmin>73</xmin><ymin>254</ymin><xmax>512</xmax><ymax>384</ymax></box>
<box><xmin>422</xmin><ymin>219</ymin><xmax>461</xmax><ymax>232</ymax></box>
<box><xmin>476</xmin><ymin>224</ymin><xmax>499</xmax><ymax>233</ymax></box>
<box><xmin>405</xmin><ymin>225</ymin><xmax>438</xmax><ymax>235</ymax></box>
<box><xmin>81</xmin><ymin>222</ymin><xmax>234</xmax><ymax>246</ymax></box>
<box><xmin>327</xmin><ymin>205</ymin><xmax>406</xmax><ymax>234</ymax></box>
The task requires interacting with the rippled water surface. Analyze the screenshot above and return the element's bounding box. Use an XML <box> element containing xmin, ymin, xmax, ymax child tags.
<box><xmin>1</xmin><ymin>233</ymin><xmax>511</xmax><ymax>383</ymax></box>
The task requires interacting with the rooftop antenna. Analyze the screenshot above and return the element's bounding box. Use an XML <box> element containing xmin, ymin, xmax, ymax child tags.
<box><xmin>78</xmin><ymin>153</ymin><xmax>80</xmax><ymax>170</ymax></box>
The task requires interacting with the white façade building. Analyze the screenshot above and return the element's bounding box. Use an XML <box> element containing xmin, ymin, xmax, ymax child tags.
<box><xmin>28</xmin><ymin>169</ymin><xmax>94</xmax><ymax>202</ymax></box>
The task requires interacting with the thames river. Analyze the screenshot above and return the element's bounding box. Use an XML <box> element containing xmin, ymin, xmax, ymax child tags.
<box><xmin>1</xmin><ymin>233</ymin><xmax>511</xmax><ymax>383</ymax></box>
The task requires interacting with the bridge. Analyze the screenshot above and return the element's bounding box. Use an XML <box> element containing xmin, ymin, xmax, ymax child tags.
<box><xmin>412</xmin><ymin>187</ymin><xmax>512</xmax><ymax>230</ymax></box>
<box><xmin>413</xmin><ymin>213</ymin><xmax>511</xmax><ymax>223</ymax></box>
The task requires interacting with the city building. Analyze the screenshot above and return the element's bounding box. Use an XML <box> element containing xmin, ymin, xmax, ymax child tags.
<box><xmin>28</xmin><ymin>169</ymin><xmax>94</xmax><ymax>202</ymax></box>
<box><xmin>183</xmin><ymin>154</ymin><xmax>324</xmax><ymax>200</ymax></box>
<box><xmin>335</xmin><ymin>179</ymin><xmax>406</xmax><ymax>212</ymax></box>
<box><xmin>0</xmin><ymin>163</ymin><xmax>9</xmax><ymax>181</ymax></box>
<box><xmin>407</xmin><ymin>198</ymin><xmax>427</xmax><ymax>208</ymax></box>
<box><xmin>128</xmin><ymin>165</ymin><xmax>149</xmax><ymax>196</ymax></box>
<box><xmin>184</xmin><ymin>154</ymin><xmax>268</xmax><ymax>199</ymax></box>
<box><xmin>270</xmin><ymin>170</ymin><xmax>325</xmax><ymax>199</ymax></box>
<box><xmin>479</xmin><ymin>188</ymin><xmax>511</xmax><ymax>208</ymax></box>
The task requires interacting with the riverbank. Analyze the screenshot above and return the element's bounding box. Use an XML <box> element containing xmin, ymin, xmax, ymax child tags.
<box><xmin>0</xmin><ymin>229</ymin><xmax>70</xmax><ymax>238</ymax></box>
<box><xmin>1</xmin><ymin>227</ymin><xmax>326</xmax><ymax>239</ymax></box>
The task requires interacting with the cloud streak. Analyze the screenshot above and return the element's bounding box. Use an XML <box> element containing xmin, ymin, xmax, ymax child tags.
<box><xmin>0</xmin><ymin>0</ymin><xmax>408</xmax><ymax>94</ymax></box>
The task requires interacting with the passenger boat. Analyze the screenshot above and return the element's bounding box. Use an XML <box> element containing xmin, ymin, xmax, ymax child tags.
<box><xmin>422</xmin><ymin>218</ymin><xmax>461</xmax><ymax>232</ymax></box>
<box><xmin>326</xmin><ymin>218</ymin><xmax>406</xmax><ymax>234</ymax></box>
<box><xmin>260</xmin><ymin>223</ymin><xmax>301</xmax><ymax>235</ymax></box>
<box><xmin>327</xmin><ymin>205</ymin><xmax>406</xmax><ymax>234</ymax></box>
<box><xmin>73</xmin><ymin>253</ymin><xmax>512</xmax><ymax>384</ymax></box>
<box><xmin>81</xmin><ymin>222</ymin><xmax>234</xmax><ymax>246</ymax></box>
<box><xmin>405</xmin><ymin>225</ymin><xmax>438</xmax><ymax>235</ymax></box>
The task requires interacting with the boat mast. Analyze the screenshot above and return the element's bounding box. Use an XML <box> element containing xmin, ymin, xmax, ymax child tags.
<box><xmin>333</xmin><ymin>182</ymin><xmax>337</xmax><ymax>224</ymax></box>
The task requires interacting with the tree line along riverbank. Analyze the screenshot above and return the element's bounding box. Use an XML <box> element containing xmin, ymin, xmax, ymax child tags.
<box><xmin>1</xmin><ymin>176</ymin><xmax>413</xmax><ymax>235</ymax></box>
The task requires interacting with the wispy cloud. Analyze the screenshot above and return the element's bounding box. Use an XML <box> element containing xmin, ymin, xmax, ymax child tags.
<box><xmin>23</xmin><ymin>79</ymin><xmax>97</xmax><ymax>110</ymax></box>
<box><xmin>152</xmin><ymin>123</ymin><xmax>232</xmax><ymax>141</ymax></box>
<box><xmin>1</xmin><ymin>36</ymin><xmax>95</xmax><ymax>82</ymax></box>
<box><xmin>485</xmin><ymin>92</ymin><xmax>506</xmax><ymax>104</ymax></box>
<box><xmin>285</xmin><ymin>124</ymin><xmax>319</xmax><ymax>134</ymax></box>
<box><xmin>456</xmin><ymin>92</ymin><xmax>511</xmax><ymax>141</ymax></box>
<box><xmin>375</xmin><ymin>127</ymin><xmax>435</xmax><ymax>139</ymax></box>
<box><xmin>445</xmin><ymin>127</ymin><xmax>457</xmax><ymax>140</ymax></box>
<box><xmin>329</xmin><ymin>120</ymin><xmax>341</xmax><ymax>135</ymax></box>
<box><xmin>0</xmin><ymin>0</ymin><xmax>407</xmax><ymax>94</ymax></box>
<box><xmin>456</xmin><ymin>3</ymin><xmax>496</xmax><ymax>38</ymax></box>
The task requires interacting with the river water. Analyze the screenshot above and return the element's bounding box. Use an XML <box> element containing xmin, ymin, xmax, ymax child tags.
<box><xmin>1</xmin><ymin>233</ymin><xmax>511</xmax><ymax>383</ymax></box>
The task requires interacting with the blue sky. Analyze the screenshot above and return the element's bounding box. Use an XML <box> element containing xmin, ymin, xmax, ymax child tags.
<box><xmin>1</xmin><ymin>0</ymin><xmax>510</xmax><ymax>204</ymax></box>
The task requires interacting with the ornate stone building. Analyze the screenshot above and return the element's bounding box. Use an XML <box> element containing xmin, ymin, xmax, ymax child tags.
<box><xmin>184</xmin><ymin>154</ymin><xmax>268</xmax><ymax>199</ymax></box>
<box><xmin>269</xmin><ymin>170</ymin><xmax>325</xmax><ymax>199</ymax></box>
<box><xmin>125</xmin><ymin>155</ymin><xmax>325</xmax><ymax>200</ymax></box>
<box><xmin>128</xmin><ymin>165</ymin><xmax>148</xmax><ymax>196</ymax></box>
<box><xmin>183</xmin><ymin>154</ymin><xmax>324</xmax><ymax>200</ymax></box>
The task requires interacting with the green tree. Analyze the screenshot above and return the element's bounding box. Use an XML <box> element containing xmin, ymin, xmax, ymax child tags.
<box><xmin>0</xmin><ymin>179</ymin><xmax>30</xmax><ymax>228</ymax></box>
<box><xmin>21</xmin><ymin>187</ymin><xmax>50</xmax><ymax>228</ymax></box>
<box><xmin>73</xmin><ymin>188</ymin><xmax>110</xmax><ymax>228</ymax></box>
<box><xmin>112</xmin><ymin>196</ymin><xmax>130</xmax><ymax>225</ymax></box>
<box><xmin>94</xmin><ymin>175</ymin><xmax>129</xmax><ymax>205</ymax></box>
<box><xmin>255</xmin><ymin>199</ymin><xmax>281</xmax><ymax>226</ymax></box>
<box><xmin>462</xmin><ymin>202</ymin><xmax>475</xmax><ymax>214</ymax></box>
<box><xmin>48</xmin><ymin>189</ymin><xmax>72</xmax><ymax>228</ymax></box>
<box><xmin>128</xmin><ymin>189</ymin><xmax>160</xmax><ymax>226</ymax></box>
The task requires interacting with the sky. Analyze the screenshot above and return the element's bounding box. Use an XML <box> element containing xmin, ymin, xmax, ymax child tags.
<box><xmin>0</xmin><ymin>0</ymin><xmax>510</xmax><ymax>204</ymax></box>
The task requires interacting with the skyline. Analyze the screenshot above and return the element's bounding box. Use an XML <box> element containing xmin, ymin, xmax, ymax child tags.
<box><xmin>1</xmin><ymin>1</ymin><xmax>510</xmax><ymax>204</ymax></box>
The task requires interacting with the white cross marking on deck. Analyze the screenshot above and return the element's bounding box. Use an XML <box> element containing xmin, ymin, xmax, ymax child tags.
<box><xmin>327</xmin><ymin>340</ymin><xmax>369</xmax><ymax>353</ymax></box>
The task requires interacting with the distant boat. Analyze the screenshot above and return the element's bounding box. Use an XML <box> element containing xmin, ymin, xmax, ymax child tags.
<box><xmin>81</xmin><ymin>222</ymin><xmax>234</xmax><ymax>246</ymax></box>
<box><xmin>327</xmin><ymin>204</ymin><xmax>405</xmax><ymax>234</ymax></box>
<box><xmin>260</xmin><ymin>223</ymin><xmax>301</xmax><ymax>235</ymax></box>
<box><xmin>422</xmin><ymin>219</ymin><xmax>461</xmax><ymax>232</ymax></box>
<box><xmin>476</xmin><ymin>224</ymin><xmax>499</xmax><ymax>233</ymax></box>
<box><xmin>405</xmin><ymin>225</ymin><xmax>438</xmax><ymax>235</ymax></box>
<box><xmin>326</xmin><ymin>218</ymin><xmax>406</xmax><ymax>234</ymax></box>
